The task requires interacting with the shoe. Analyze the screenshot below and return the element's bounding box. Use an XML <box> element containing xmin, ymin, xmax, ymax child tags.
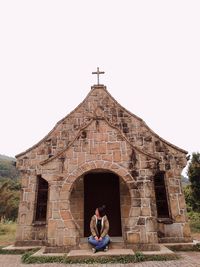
<box><xmin>92</xmin><ymin>248</ymin><xmax>97</xmax><ymax>253</ymax></box>
<box><xmin>104</xmin><ymin>246</ymin><xmax>108</xmax><ymax>252</ymax></box>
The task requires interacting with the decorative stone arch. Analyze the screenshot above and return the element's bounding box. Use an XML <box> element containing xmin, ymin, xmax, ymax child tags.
<box><xmin>59</xmin><ymin>160</ymin><xmax>139</xmax><ymax>240</ymax></box>
<box><xmin>62</xmin><ymin>160</ymin><xmax>137</xmax><ymax>195</ymax></box>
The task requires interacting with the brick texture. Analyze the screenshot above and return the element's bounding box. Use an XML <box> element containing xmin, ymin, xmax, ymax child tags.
<box><xmin>15</xmin><ymin>85</ymin><xmax>191</xmax><ymax>249</ymax></box>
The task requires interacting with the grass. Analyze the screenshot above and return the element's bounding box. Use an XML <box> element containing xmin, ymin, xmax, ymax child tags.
<box><xmin>188</xmin><ymin>211</ymin><xmax>200</xmax><ymax>233</ymax></box>
<box><xmin>0</xmin><ymin>222</ymin><xmax>17</xmax><ymax>246</ymax></box>
<box><xmin>21</xmin><ymin>251</ymin><xmax>180</xmax><ymax>264</ymax></box>
<box><xmin>0</xmin><ymin>248</ymin><xmax>35</xmax><ymax>255</ymax></box>
<box><xmin>187</xmin><ymin>211</ymin><xmax>200</xmax><ymax>241</ymax></box>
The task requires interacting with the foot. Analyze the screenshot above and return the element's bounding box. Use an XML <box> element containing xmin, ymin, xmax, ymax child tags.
<box><xmin>104</xmin><ymin>246</ymin><xmax>109</xmax><ymax>252</ymax></box>
<box><xmin>92</xmin><ymin>247</ymin><xmax>97</xmax><ymax>253</ymax></box>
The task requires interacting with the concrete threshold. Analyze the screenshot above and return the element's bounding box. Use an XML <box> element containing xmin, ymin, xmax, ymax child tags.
<box><xmin>67</xmin><ymin>248</ymin><xmax>134</xmax><ymax>258</ymax></box>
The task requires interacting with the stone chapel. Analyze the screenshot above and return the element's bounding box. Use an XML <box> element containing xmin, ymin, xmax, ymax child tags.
<box><xmin>15</xmin><ymin>78</ymin><xmax>192</xmax><ymax>251</ymax></box>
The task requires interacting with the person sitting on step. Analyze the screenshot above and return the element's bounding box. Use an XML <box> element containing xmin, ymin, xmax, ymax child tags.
<box><xmin>88</xmin><ymin>205</ymin><xmax>110</xmax><ymax>253</ymax></box>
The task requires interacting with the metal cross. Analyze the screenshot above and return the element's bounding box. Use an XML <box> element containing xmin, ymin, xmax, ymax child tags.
<box><xmin>92</xmin><ymin>67</ymin><xmax>105</xmax><ymax>85</ymax></box>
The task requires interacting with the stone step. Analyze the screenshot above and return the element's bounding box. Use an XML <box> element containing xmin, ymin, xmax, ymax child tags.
<box><xmin>41</xmin><ymin>245</ymin><xmax>174</xmax><ymax>257</ymax></box>
<box><xmin>163</xmin><ymin>240</ymin><xmax>200</xmax><ymax>251</ymax></box>
<box><xmin>67</xmin><ymin>248</ymin><xmax>134</xmax><ymax>259</ymax></box>
<box><xmin>2</xmin><ymin>244</ymin><xmax>42</xmax><ymax>252</ymax></box>
<box><xmin>79</xmin><ymin>236</ymin><xmax>125</xmax><ymax>249</ymax></box>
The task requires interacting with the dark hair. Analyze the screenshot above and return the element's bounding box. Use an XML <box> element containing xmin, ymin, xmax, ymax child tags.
<box><xmin>98</xmin><ymin>205</ymin><xmax>106</xmax><ymax>217</ymax></box>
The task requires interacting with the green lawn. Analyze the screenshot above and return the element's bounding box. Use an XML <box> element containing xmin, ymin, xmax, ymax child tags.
<box><xmin>0</xmin><ymin>222</ymin><xmax>17</xmax><ymax>246</ymax></box>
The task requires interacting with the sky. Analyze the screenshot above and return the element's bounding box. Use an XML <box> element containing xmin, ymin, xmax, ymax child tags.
<box><xmin>0</xmin><ymin>1</ymin><xmax>199</xmax><ymax>174</ymax></box>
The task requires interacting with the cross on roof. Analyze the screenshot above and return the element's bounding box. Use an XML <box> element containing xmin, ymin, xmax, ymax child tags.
<box><xmin>92</xmin><ymin>67</ymin><xmax>105</xmax><ymax>85</ymax></box>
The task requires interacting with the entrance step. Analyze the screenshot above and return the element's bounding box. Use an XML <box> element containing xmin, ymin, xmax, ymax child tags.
<box><xmin>79</xmin><ymin>236</ymin><xmax>125</xmax><ymax>249</ymax></box>
<box><xmin>68</xmin><ymin>248</ymin><xmax>134</xmax><ymax>259</ymax></box>
<box><xmin>31</xmin><ymin>245</ymin><xmax>174</xmax><ymax>258</ymax></box>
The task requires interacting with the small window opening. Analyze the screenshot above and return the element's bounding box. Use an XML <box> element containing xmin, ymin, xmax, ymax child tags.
<box><xmin>35</xmin><ymin>176</ymin><xmax>48</xmax><ymax>222</ymax></box>
<box><xmin>154</xmin><ymin>172</ymin><xmax>170</xmax><ymax>218</ymax></box>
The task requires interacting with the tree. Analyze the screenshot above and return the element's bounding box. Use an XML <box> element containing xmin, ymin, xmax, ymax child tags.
<box><xmin>183</xmin><ymin>184</ymin><xmax>194</xmax><ymax>211</ymax></box>
<box><xmin>0</xmin><ymin>159</ymin><xmax>19</xmax><ymax>179</ymax></box>
<box><xmin>0</xmin><ymin>179</ymin><xmax>20</xmax><ymax>221</ymax></box>
<box><xmin>187</xmin><ymin>152</ymin><xmax>200</xmax><ymax>212</ymax></box>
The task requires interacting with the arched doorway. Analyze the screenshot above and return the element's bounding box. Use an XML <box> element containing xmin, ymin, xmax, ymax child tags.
<box><xmin>84</xmin><ymin>171</ymin><xmax>122</xmax><ymax>237</ymax></box>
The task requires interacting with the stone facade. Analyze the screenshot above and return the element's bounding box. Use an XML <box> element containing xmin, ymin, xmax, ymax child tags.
<box><xmin>15</xmin><ymin>85</ymin><xmax>192</xmax><ymax>251</ymax></box>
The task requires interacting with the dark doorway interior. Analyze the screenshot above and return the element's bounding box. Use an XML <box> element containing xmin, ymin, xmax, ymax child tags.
<box><xmin>154</xmin><ymin>171</ymin><xmax>170</xmax><ymax>218</ymax></box>
<box><xmin>35</xmin><ymin>176</ymin><xmax>48</xmax><ymax>222</ymax></box>
<box><xmin>84</xmin><ymin>171</ymin><xmax>122</xmax><ymax>237</ymax></box>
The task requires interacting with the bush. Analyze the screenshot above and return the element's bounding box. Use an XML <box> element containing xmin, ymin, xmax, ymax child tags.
<box><xmin>187</xmin><ymin>211</ymin><xmax>200</xmax><ymax>233</ymax></box>
<box><xmin>135</xmin><ymin>251</ymin><xmax>145</xmax><ymax>262</ymax></box>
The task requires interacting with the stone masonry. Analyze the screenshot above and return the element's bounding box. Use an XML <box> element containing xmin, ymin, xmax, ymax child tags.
<box><xmin>15</xmin><ymin>84</ymin><xmax>192</xmax><ymax>251</ymax></box>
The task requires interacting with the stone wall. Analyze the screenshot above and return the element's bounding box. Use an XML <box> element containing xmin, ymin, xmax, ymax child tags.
<box><xmin>38</xmin><ymin>118</ymin><xmax>159</xmax><ymax>248</ymax></box>
<box><xmin>70</xmin><ymin>176</ymin><xmax>84</xmax><ymax>238</ymax></box>
<box><xmin>15</xmin><ymin>85</ymin><xmax>191</xmax><ymax>249</ymax></box>
<box><xmin>15</xmin><ymin>173</ymin><xmax>48</xmax><ymax>246</ymax></box>
<box><xmin>157</xmin><ymin>171</ymin><xmax>191</xmax><ymax>242</ymax></box>
<box><xmin>119</xmin><ymin>178</ymin><xmax>131</xmax><ymax>239</ymax></box>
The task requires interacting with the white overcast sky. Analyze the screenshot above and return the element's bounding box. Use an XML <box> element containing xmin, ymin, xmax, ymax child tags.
<box><xmin>0</xmin><ymin>1</ymin><xmax>199</xmax><ymax>172</ymax></box>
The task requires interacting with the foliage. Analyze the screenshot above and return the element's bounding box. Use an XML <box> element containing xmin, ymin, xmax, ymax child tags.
<box><xmin>187</xmin><ymin>211</ymin><xmax>200</xmax><ymax>233</ymax></box>
<box><xmin>0</xmin><ymin>222</ymin><xmax>17</xmax><ymax>246</ymax></box>
<box><xmin>135</xmin><ymin>251</ymin><xmax>145</xmax><ymax>261</ymax></box>
<box><xmin>0</xmin><ymin>247</ymin><xmax>39</xmax><ymax>255</ymax></box>
<box><xmin>0</xmin><ymin>155</ymin><xmax>20</xmax><ymax>221</ymax></box>
<box><xmin>186</xmin><ymin>152</ymin><xmax>200</xmax><ymax>212</ymax></box>
<box><xmin>183</xmin><ymin>185</ymin><xmax>194</xmax><ymax>211</ymax></box>
<box><xmin>193</xmin><ymin>243</ymin><xmax>200</xmax><ymax>251</ymax></box>
<box><xmin>0</xmin><ymin>155</ymin><xmax>15</xmax><ymax>161</ymax></box>
<box><xmin>0</xmin><ymin>157</ymin><xmax>19</xmax><ymax>180</ymax></box>
<box><xmin>0</xmin><ymin>180</ymin><xmax>20</xmax><ymax>221</ymax></box>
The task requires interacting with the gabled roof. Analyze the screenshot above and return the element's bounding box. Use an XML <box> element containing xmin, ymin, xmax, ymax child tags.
<box><xmin>16</xmin><ymin>84</ymin><xmax>187</xmax><ymax>158</ymax></box>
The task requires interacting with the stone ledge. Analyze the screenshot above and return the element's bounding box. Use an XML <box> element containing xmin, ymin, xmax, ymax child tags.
<box><xmin>2</xmin><ymin>245</ymin><xmax>41</xmax><ymax>251</ymax></box>
<box><xmin>163</xmin><ymin>240</ymin><xmax>200</xmax><ymax>251</ymax></box>
<box><xmin>159</xmin><ymin>237</ymin><xmax>193</xmax><ymax>243</ymax></box>
<box><xmin>31</xmin><ymin>245</ymin><xmax>175</xmax><ymax>258</ymax></box>
<box><xmin>127</xmin><ymin>243</ymin><xmax>160</xmax><ymax>251</ymax></box>
<box><xmin>157</xmin><ymin>218</ymin><xmax>173</xmax><ymax>224</ymax></box>
<box><xmin>32</xmin><ymin>221</ymin><xmax>46</xmax><ymax>226</ymax></box>
<box><xmin>15</xmin><ymin>240</ymin><xmax>46</xmax><ymax>246</ymax></box>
